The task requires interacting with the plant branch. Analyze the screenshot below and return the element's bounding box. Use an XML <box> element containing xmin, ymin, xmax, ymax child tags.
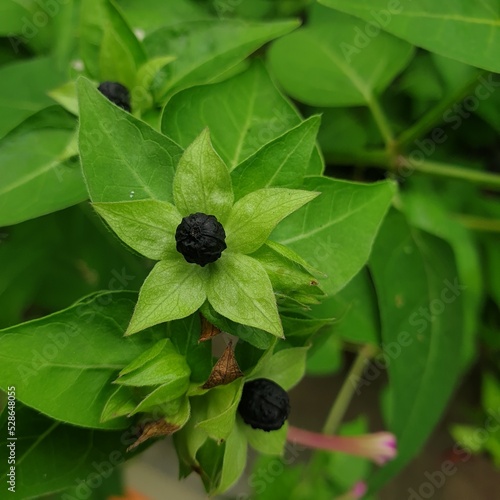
<box><xmin>366</xmin><ymin>94</ymin><xmax>394</xmax><ymax>149</ymax></box>
<box><xmin>455</xmin><ymin>214</ymin><xmax>500</xmax><ymax>232</ymax></box>
<box><xmin>322</xmin><ymin>344</ymin><xmax>377</xmax><ymax>436</ymax></box>
<box><xmin>397</xmin><ymin>71</ymin><xmax>487</xmax><ymax>148</ymax></box>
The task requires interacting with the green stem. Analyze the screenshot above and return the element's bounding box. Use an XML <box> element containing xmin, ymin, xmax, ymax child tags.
<box><xmin>399</xmin><ymin>158</ymin><xmax>500</xmax><ymax>189</ymax></box>
<box><xmin>366</xmin><ymin>94</ymin><xmax>394</xmax><ymax>149</ymax></box>
<box><xmin>397</xmin><ymin>71</ymin><xmax>487</xmax><ymax>148</ymax></box>
<box><xmin>326</xmin><ymin>152</ymin><xmax>500</xmax><ymax>191</ymax></box>
<box><xmin>455</xmin><ymin>214</ymin><xmax>500</xmax><ymax>232</ymax></box>
<box><xmin>325</xmin><ymin>149</ymin><xmax>390</xmax><ymax>168</ymax></box>
<box><xmin>322</xmin><ymin>345</ymin><xmax>377</xmax><ymax>435</ymax></box>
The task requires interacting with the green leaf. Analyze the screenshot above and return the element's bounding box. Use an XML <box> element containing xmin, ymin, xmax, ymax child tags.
<box><xmin>402</xmin><ymin>188</ymin><xmax>482</xmax><ymax>366</ymax></box>
<box><xmin>216</xmin><ymin>422</ymin><xmax>248</xmax><ymax>493</ymax></box>
<box><xmin>99</xmin><ymin>0</ymin><xmax>147</xmax><ymax>88</ymax></box>
<box><xmin>144</xmin><ymin>19</ymin><xmax>300</xmax><ymax>100</ymax></box>
<box><xmin>200</xmin><ymin>302</ymin><xmax>275</xmax><ymax>350</ymax></box>
<box><xmin>133</xmin><ymin>55</ymin><xmax>176</xmax><ymax>111</ymax></box>
<box><xmin>271</xmin><ymin>177</ymin><xmax>396</xmax><ymax>295</ymax></box>
<box><xmin>231</xmin><ymin>116</ymin><xmax>321</xmax><ymax>198</ymax></box>
<box><xmin>162</xmin><ymin>60</ymin><xmax>323</xmax><ymax>174</ymax></box>
<box><xmin>100</xmin><ymin>385</ymin><xmax>136</xmax><ymax>422</ymax></box>
<box><xmin>0</xmin><ymin>112</ymin><xmax>86</xmax><ymax>226</ymax></box>
<box><xmin>251</xmin><ymin>243</ymin><xmax>324</xmax><ymax>306</ymax></box>
<box><xmin>0</xmin><ymin>405</ymin><xmax>138</xmax><ymax>499</ymax></box>
<box><xmin>368</xmin><ymin>211</ymin><xmax>464</xmax><ymax>490</ymax></box>
<box><xmin>0</xmin><ymin>291</ymin><xmax>161</xmax><ymax>429</ymax></box>
<box><xmin>167</xmin><ymin>315</ymin><xmax>212</xmax><ymax>383</ymax></box>
<box><xmin>207</xmin><ymin>253</ymin><xmax>283</xmax><ymax>338</ymax></box>
<box><xmin>132</xmin><ymin>386</ymin><xmax>190</xmax><ymax>416</ymax></box>
<box><xmin>80</xmin><ymin>0</ymin><xmax>107</xmax><ymax>79</ymax></box>
<box><xmin>93</xmin><ymin>200</ymin><xmax>182</xmax><ymax>260</ymax></box>
<box><xmin>118</xmin><ymin>0</ymin><xmax>209</xmax><ymax>34</ymax></box>
<box><xmin>116</xmin><ymin>338</ymin><xmax>190</xmax><ymax>387</ymax></box>
<box><xmin>306</xmin><ymin>332</ymin><xmax>343</xmax><ymax>376</ymax></box>
<box><xmin>196</xmin><ymin>379</ymin><xmax>244</xmax><ymax>441</ymax></box>
<box><xmin>319</xmin><ymin>0</ymin><xmax>500</xmax><ymax>73</ymax></box>
<box><xmin>225</xmin><ymin>188</ymin><xmax>319</xmax><ymax>254</ymax></box>
<box><xmin>119</xmin><ymin>338</ymin><xmax>169</xmax><ymax>375</ymax></box>
<box><xmin>268</xmin><ymin>8</ymin><xmax>414</xmax><ymax>106</ymax></box>
<box><xmin>0</xmin><ymin>57</ymin><xmax>66</xmax><ymax>139</ymax></box>
<box><xmin>77</xmin><ymin>76</ymin><xmax>183</xmax><ymax>203</ymax></box>
<box><xmin>127</xmin><ymin>258</ymin><xmax>208</xmax><ymax>335</ymax></box>
<box><xmin>48</xmin><ymin>81</ymin><xmax>79</xmax><ymax>116</ymax></box>
<box><xmin>242</xmin><ymin>417</ymin><xmax>288</xmax><ymax>455</ymax></box>
<box><xmin>0</xmin><ymin>2</ymin><xmax>27</xmax><ymax>35</ymax></box>
<box><xmin>173</xmin><ymin>129</ymin><xmax>234</xmax><ymax>222</ymax></box>
<box><xmin>250</xmin><ymin>347</ymin><xmax>308</xmax><ymax>390</ymax></box>
<box><xmin>309</xmin><ymin>268</ymin><xmax>380</xmax><ymax>345</ymax></box>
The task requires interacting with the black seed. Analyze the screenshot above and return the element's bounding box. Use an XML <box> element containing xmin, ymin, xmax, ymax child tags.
<box><xmin>98</xmin><ymin>81</ymin><xmax>131</xmax><ymax>112</ymax></box>
<box><xmin>175</xmin><ymin>213</ymin><xmax>227</xmax><ymax>267</ymax></box>
<box><xmin>238</xmin><ymin>378</ymin><xmax>290</xmax><ymax>432</ymax></box>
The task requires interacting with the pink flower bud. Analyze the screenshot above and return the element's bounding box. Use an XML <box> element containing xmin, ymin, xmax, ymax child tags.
<box><xmin>287</xmin><ymin>426</ymin><xmax>397</xmax><ymax>466</ymax></box>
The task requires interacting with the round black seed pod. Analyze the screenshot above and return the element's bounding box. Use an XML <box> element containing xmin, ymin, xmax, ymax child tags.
<box><xmin>98</xmin><ymin>81</ymin><xmax>131</xmax><ymax>112</ymax></box>
<box><xmin>175</xmin><ymin>213</ymin><xmax>227</xmax><ymax>267</ymax></box>
<box><xmin>238</xmin><ymin>378</ymin><xmax>290</xmax><ymax>432</ymax></box>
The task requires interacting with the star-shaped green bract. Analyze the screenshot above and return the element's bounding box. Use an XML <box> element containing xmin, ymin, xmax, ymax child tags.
<box><xmin>94</xmin><ymin>129</ymin><xmax>319</xmax><ymax>338</ymax></box>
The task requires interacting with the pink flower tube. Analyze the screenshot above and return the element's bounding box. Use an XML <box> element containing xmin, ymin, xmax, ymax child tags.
<box><xmin>337</xmin><ymin>482</ymin><xmax>368</xmax><ymax>500</ymax></box>
<box><xmin>287</xmin><ymin>426</ymin><xmax>397</xmax><ymax>466</ymax></box>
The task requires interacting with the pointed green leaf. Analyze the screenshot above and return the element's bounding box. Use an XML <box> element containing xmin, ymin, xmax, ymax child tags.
<box><xmin>127</xmin><ymin>259</ymin><xmax>208</xmax><ymax>335</ymax></box>
<box><xmin>162</xmin><ymin>60</ymin><xmax>324</xmax><ymax>174</ymax></box>
<box><xmin>48</xmin><ymin>81</ymin><xmax>79</xmax><ymax>116</ymax></box>
<box><xmin>100</xmin><ymin>385</ymin><xmax>136</xmax><ymax>422</ymax></box>
<box><xmin>368</xmin><ymin>211</ymin><xmax>464</xmax><ymax>490</ymax></box>
<box><xmin>309</xmin><ymin>268</ymin><xmax>380</xmax><ymax>346</ymax></box>
<box><xmin>207</xmin><ymin>253</ymin><xmax>282</xmax><ymax>338</ymax></box>
<box><xmin>93</xmin><ymin>200</ymin><xmax>182</xmax><ymax>260</ymax></box>
<box><xmin>271</xmin><ymin>177</ymin><xmax>396</xmax><ymax>295</ymax></box>
<box><xmin>99</xmin><ymin>0</ymin><xmax>147</xmax><ymax>88</ymax></box>
<box><xmin>119</xmin><ymin>338</ymin><xmax>169</xmax><ymax>375</ymax></box>
<box><xmin>0</xmin><ymin>291</ymin><xmax>161</xmax><ymax>429</ymax></box>
<box><xmin>116</xmin><ymin>339</ymin><xmax>190</xmax><ymax>387</ymax></box>
<box><xmin>231</xmin><ymin>116</ymin><xmax>321</xmax><ymax>198</ymax></box>
<box><xmin>144</xmin><ymin>19</ymin><xmax>300</xmax><ymax>100</ymax></box>
<box><xmin>242</xmin><ymin>418</ymin><xmax>288</xmax><ymax>456</ymax></box>
<box><xmin>251</xmin><ymin>243</ymin><xmax>324</xmax><ymax>305</ymax></box>
<box><xmin>216</xmin><ymin>422</ymin><xmax>248</xmax><ymax>493</ymax></box>
<box><xmin>77</xmin><ymin>77</ymin><xmax>183</xmax><ymax>203</ymax></box>
<box><xmin>268</xmin><ymin>7</ymin><xmax>413</xmax><ymax>106</ymax></box>
<box><xmin>131</xmin><ymin>384</ymin><xmax>190</xmax><ymax>416</ymax></box>
<box><xmin>173</xmin><ymin>129</ymin><xmax>234</xmax><ymax>222</ymax></box>
<box><xmin>196</xmin><ymin>379</ymin><xmax>244</xmax><ymax>441</ymax></box>
<box><xmin>225</xmin><ymin>188</ymin><xmax>319</xmax><ymax>255</ymax></box>
<box><xmin>167</xmin><ymin>315</ymin><xmax>212</xmax><ymax>384</ymax></box>
<box><xmin>319</xmin><ymin>0</ymin><xmax>500</xmax><ymax>73</ymax></box>
<box><xmin>0</xmin><ymin>57</ymin><xmax>66</xmax><ymax>139</ymax></box>
<box><xmin>0</xmin><ymin>112</ymin><xmax>86</xmax><ymax>226</ymax></box>
<box><xmin>250</xmin><ymin>347</ymin><xmax>309</xmax><ymax>390</ymax></box>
